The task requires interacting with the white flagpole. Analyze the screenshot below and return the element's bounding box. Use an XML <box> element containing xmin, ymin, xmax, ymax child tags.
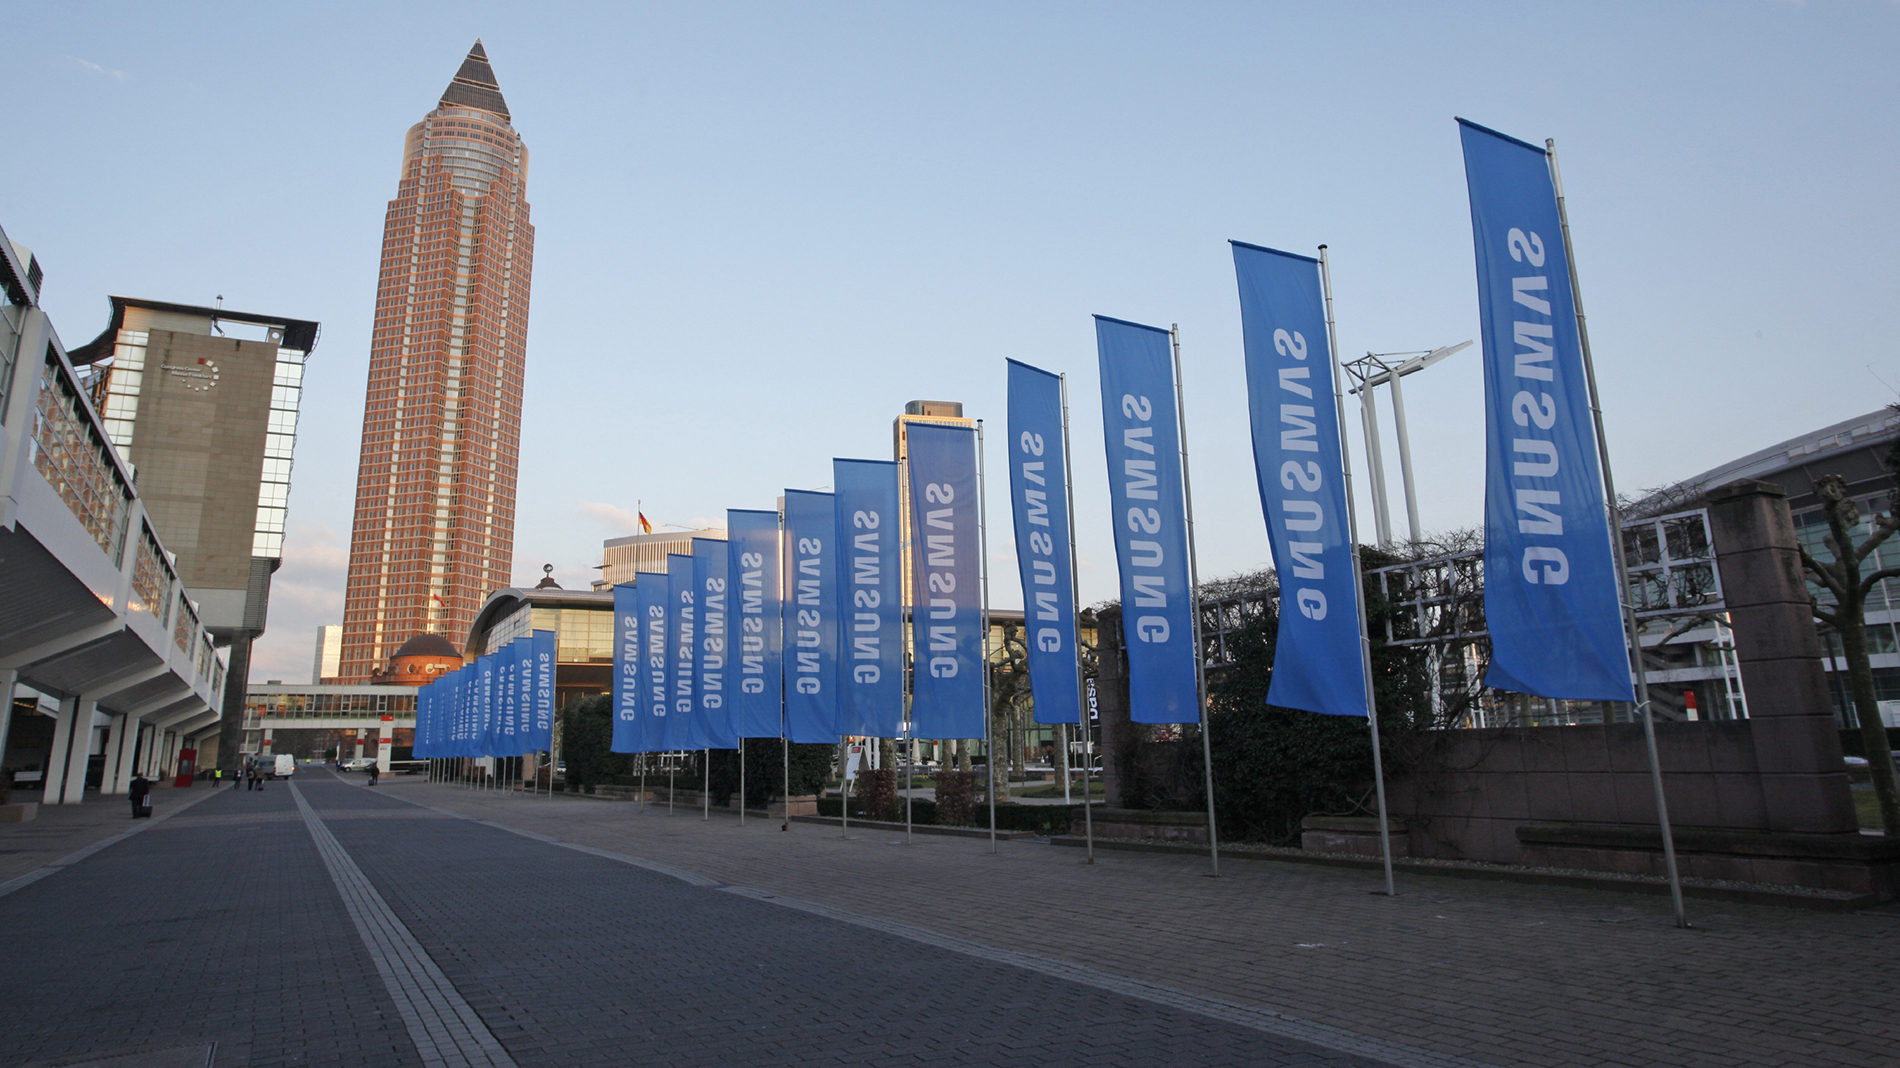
<box><xmin>1170</xmin><ymin>325</ymin><xmax>1221</xmax><ymax>878</ymax></box>
<box><xmin>1546</xmin><ymin>139</ymin><xmax>1686</xmax><ymax>928</ymax></box>
<box><xmin>1060</xmin><ymin>372</ymin><xmax>1095</xmax><ymax>864</ymax></box>
<box><xmin>668</xmin><ymin>755</ymin><xmax>676</xmax><ymax>817</ymax></box>
<box><xmin>978</xmin><ymin>421</ymin><xmax>998</xmax><ymax>855</ymax></box>
<box><xmin>842</xmin><ymin>742</ymin><xmax>851</xmax><ymax>839</ymax></box>
<box><xmin>1318</xmin><ymin>246</ymin><xmax>1397</xmax><ymax>897</ymax></box>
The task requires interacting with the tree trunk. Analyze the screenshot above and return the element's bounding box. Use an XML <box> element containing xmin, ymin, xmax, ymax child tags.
<box><xmin>1838</xmin><ymin>612</ymin><xmax>1900</xmax><ymax>834</ymax></box>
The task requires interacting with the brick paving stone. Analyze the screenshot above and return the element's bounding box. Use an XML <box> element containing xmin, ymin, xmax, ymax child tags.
<box><xmin>384</xmin><ymin>776</ymin><xmax>1900</xmax><ymax>1068</ymax></box>
<box><xmin>0</xmin><ymin>780</ymin><xmax>419</xmax><ymax>1068</ymax></box>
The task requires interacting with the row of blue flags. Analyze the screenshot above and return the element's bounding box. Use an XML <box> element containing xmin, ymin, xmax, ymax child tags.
<box><xmin>412</xmin><ymin>630</ymin><xmax>555</xmax><ymax>758</ymax></box>
<box><xmin>416</xmin><ymin>118</ymin><xmax>1630</xmax><ymax>765</ymax></box>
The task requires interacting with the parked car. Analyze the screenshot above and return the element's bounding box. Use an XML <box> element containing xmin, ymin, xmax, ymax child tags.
<box><xmin>341</xmin><ymin>757</ymin><xmax>378</xmax><ymax>772</ymax></box>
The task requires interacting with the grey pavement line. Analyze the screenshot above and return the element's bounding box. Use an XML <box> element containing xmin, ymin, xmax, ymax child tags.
<box><xmin>288</xmin><ymin>781</ymin><xmax>518</xmax><ymax>1068</ymax></box>
<box><xmin>386</xmin><ymin>787</ymin><xmax>1501</xmax><ymax>1068</ymax></box>
<box><xmin>0</xmin><ymin>786</ymin><xmax>224</xmax><ymax>899</ymax></box>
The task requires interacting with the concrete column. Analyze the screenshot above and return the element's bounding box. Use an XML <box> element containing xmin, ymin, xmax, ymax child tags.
<box><xmin>0</xmin><ymin>668</ymin><xmax>16</xmax><ymax>770</ymax></box>
<box><xmin>1707</xmin><ymin>478</ymin><xmax>1859</xmax><ymax>834</ymax></box>
<box><xmin>262</xmin><ymin>727</ymin><xmax>274</xmax><ymax>756</ymax></box>
<box><xmin>42</xmin><ymin>694</ymin><xmax>82</xmax><ymax>804</ymax></box>
<box><xmin>376</xmin><ymin>723</ymin><xmax>393</xmax><ymax>773</ymax></box>
<box><xmin>61</xmin><ymin>699</ymin><xmax>100</xmax><ymax>804</ymax></box>
<box><xmin>103</xmin><ymin>714</ymin><xmax>135</xmax><ymax>794</ymax></box>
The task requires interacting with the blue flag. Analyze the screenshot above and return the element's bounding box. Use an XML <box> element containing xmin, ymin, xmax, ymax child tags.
<box><xmin>514</xmin><ymin>637</ymin><xmax>534</xmax><ymax>754</ymax></box>
<box><xmin>1006</xmin><ymin>360</ymin><xmax>1082</xmax><ymax>726</ymax></box>
<box><xmin>531</xmin><ymin>628</ymin><xmax>556</xmax><ymax>752</ymax></box>
<box><xmin>478</xmin><ymin>653</ymin><xmax>498</xmax><ymax>757</ymax></box>
<box><xmin>727</xmin><ymin>509</ymin><xmax>784</xmax><ymax>739</ymax></box>
<box><xmin>906</xmin><ymin>423</ymin><xmax>985</xmax><ymax>740</ymax></box>
<box><xmin>833</xmin><ymin>459</ymin><xmax>903</xmax><ymax>738</ymax></box>
<box><xmin>1095</xmin><ymin>316</ymin><xmax>1200</xmax><ymax>724</ymax></box>
<box><xmin>782</xmin><ymin>490</ymin><xmax>840</xmax><ymax>744</ymax></box>
<box><xmin>497</xmin><ymin>640</ymin><xmax>520</xmax><ymax>755</ymax></box>
<box><xmin>1231</xmin><ymin>242</ymin><xmax>1369</xmax><ymax>718</ymax></box>
<box><xmin>1459</xmin><ymin>119</ymin><xmax>1632</xmax><ymax>702</ymax></box>
<box><xmin>638</xmin><ymin>571</ymin><xmax>673</xmax><ymax>751</ymax></box>
<box><xmin>694</xmin><ymin>537</ymin><xmax>738</xmax><ymax>749</ymax></box>
<box><xmin>458</xmin><ymin>665</ymin><xmax>475</xmax><ymax>758</ymax></box>
<box><xmin>415</xmin><ymin>681</ymin><xmax>432</xmax><ymax>758</ymax></box>
<box><xmin>666</xmin><ymin>554</ymin><xmax>702</xmax><ymax>749</ymax></box>
<box><xmin>612</xmin><ymin>584</ymin><xmax>644</xmax><ymax>752</ymax></box>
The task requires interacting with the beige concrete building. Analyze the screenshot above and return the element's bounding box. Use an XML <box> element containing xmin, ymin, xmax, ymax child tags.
<box><xmin>69</xmin><ymin>296</ymin><xmax>318</xmax><ymax>768</ymax></box>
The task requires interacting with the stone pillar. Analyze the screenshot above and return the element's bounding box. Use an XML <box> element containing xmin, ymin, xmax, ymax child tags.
<box><xmin>103</xmin><ymin>714</ymin><xmax>137</xmax><ymax>794</ymax></box>
<box><xmin>1706</xmin><ymin>479</ymin><xmax>1858</xmax><ymax>834</ymax></box>
<box><xmin>376</xmin><ymin>723</ymin><xmax>393</xmax><ymax>773</ymax></box>
<box><xmin>43</xmin><ymin>694</ymin><xmax>92</xmax><ymax>804</ymax></box>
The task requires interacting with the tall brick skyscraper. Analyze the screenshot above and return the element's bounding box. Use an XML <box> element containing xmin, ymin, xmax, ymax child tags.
<box><xmin>338</xmin><ymin>41</ymin><xmax>534</xmax><ymax>681</ymax></box>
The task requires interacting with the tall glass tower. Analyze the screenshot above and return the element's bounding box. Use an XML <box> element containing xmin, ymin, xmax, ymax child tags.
<box><xmin>338</xmin><ymin>41</ymin><xmax>534</xmax><ymax>681</ymax></box>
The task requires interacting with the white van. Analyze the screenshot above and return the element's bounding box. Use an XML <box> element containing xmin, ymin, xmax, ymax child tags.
<box><xmin>252</xmin><ymin>754</ymin><xmax>294</xmax><ymax>779</ymax></box>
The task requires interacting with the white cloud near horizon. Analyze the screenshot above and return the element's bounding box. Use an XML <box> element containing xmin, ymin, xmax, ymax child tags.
<box><xmin>65</xmin><ymin>56</ymin><xmax>126</xmax><ymax>80</ymax></box>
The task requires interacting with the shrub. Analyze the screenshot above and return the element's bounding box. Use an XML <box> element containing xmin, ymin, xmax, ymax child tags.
<box><xmin>741</xmin><ymin>740</ymin><xmax>833</xmax><ymax>809</ymax></box>
<box><xmin>854</xmin><ymin>768</ymin><xmax>897</xmax><ymax>821</ymax></box>
<box><xmin>558</xmin><ymin>696</ymin><xmax>628</xmax><ymax>789</ymax></box>
<box><xmin>934</xmin><ymin>770</ymin><xmax>979</xmax><ymax>826</ymax></box>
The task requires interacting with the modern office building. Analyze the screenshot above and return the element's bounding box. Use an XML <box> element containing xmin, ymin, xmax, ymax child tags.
<box><xmin>66</xmin><ymin>295</ymin><xmax>317</xmax><ymax>770</ymax></box>
<box><xmin>243</xmin><ymin>683</ymin><xmax>418</xmax><ymax>771</ymax></box>
<box><xmin>465</xmin><ymin>583</ymin><xmax>614</xmax><ymax>709</ymax></box>
<box><xmin>596</xmin><ymin>528</ymin><xmax>724</xmax><ymax>587</ymax></box>
<box><xmin>312</xmin><ymin>624</ymin><xmax>342</xmax><ymax>684</ymax></box>
<box><xmin>1654</xmin><ymin>406</ymin><xmax>1900</xmax><ymax>726</ymax></box>
<box><xmin>338</xmin><ymin>40</ymin><xmax>536</xmax><ymax>681</ymax></box>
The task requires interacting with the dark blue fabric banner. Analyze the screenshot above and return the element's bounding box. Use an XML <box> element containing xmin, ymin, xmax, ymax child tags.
<box><xmin>415</xmin><ymin>681</ymin><xmax>432</xmax><ymax>757</ymax></box>
<box><xmin>694</xmin><ymin>537</ymin><xmax>738</xmax><ymax>749</ymax></box>
<box><xmin>458</xmin><ymin>665</ymin><xmax>475</xmax><ymax>758</ymax></box>
<box><xmin>478</xmin><ymin>653</ymin><xmax>498</xmax><ymax>757</ymax></box>
<box><xmin>530</xmin><ymin>628</ymin><xmax>555</xmax><ymax>752</ymax></box>
<box><xmin>782</xmin><ymin>490</ymin><xmax>840</xmax><ymax>744</ymax></box>
<box><xmin>497</xmin><ymin>640</ymin><xmax>520</xmax><ymax>755</ymax></box>
<box><xmin>513</xmin><ymin>637</ymin><xmax>533</xmax><ymax>754</ymax></box>
<box><xmin>833</xmin><ymin>459</ymin><xmax>903</xmax><ymax>738</ymax></box>
<box><xmin>1006</xmin><ymin>360</ymin><xmax>1082</xmax><ymax>727</ymax></box>
<box><xmin>726</xmin><ymin>509</ymin><xmax>784</xmax><ymax>739</ymax></box>
<box><xmin>1459</xmin><ymin>119</ymin><xmax>1633</xmax><ymax>702</ymax></box>
<box><xmin>612</xmin><ymin>584</ymin><xmax>644</xmax><ymax>752</ymax></box>
<box><xmin>1231</xmin><ymin>242</ymin><xmax>1370</xmax><ymax>718</ymax></box>
<box><xmin>638</xmin><ymin>572</ymin><xmax>673</xmax><ymax>751</ymax></box>
<box><xmin>1095</xmin><ymin>316</ymin><xmax>1200</xmax><ymax>724</ymax></box>
<box><xmin>666</xmin><ymin>553</ymin><xmax>702</xmax><ymax>750</ymax></box>
<box><xmin>905</xmin><ymin>423</ymin><xmax>985</xmax><ymax>740</ymax></box>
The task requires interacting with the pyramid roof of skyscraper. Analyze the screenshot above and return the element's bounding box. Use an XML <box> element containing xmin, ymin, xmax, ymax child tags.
<box><xmin>439</xmin><ymin>39</ymin><xmax>510</xmax><ymax>121</ymax></box>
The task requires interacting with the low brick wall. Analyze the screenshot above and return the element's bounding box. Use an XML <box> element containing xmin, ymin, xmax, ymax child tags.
<box><xmin>1073</xmin><ymin>808</ymin><xmax>1207</xmax><ymax>844</ymax></box>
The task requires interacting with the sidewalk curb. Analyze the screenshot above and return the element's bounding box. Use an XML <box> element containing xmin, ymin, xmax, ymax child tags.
<box><xmin>1047</xmin><ymin>836</ymin><xmax>1878</xmax><ymax>912</ymax></box>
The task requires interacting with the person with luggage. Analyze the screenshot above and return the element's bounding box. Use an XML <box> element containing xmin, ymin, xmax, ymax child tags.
<box><xmin>128</xmin><ymin>774</ymin><xmax>152</xmax><ymax>818</ymax></box>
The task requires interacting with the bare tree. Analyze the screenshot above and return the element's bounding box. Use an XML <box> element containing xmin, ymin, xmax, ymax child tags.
<box><xmin>1798</xmin><ymin>472</ymin><xmax>1900</xmax><ymax>836</ymax></box>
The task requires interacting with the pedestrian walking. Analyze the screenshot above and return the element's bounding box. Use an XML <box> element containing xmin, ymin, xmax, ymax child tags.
<box><xmin>367</xmin><ymin>763</ymin><xmax>380</xmax><ymax>787</ymax></box>
<box><xmin>128</xmin><ymin>774</ymin><xmax>152</xmax><ymax>818</ymax></box>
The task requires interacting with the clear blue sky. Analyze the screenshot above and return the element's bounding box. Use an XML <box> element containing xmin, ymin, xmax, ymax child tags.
<box><xmin>7</xmin><ymin>2</ymin><xmax>1897</xmax><ymax>682</ymax></box>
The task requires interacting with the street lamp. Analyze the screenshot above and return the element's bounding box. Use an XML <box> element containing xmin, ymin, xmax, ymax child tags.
<box><xmin>1343</xmin><ymin>341</ymin><xmax>1471</xmax><ymax>544</ymax></box>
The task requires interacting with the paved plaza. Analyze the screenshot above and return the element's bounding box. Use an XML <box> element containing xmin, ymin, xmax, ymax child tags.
<box><xmin>1</xmin><ymin>772</ymin><xmax>1895</xmax><ymax>1068</ymax></box>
